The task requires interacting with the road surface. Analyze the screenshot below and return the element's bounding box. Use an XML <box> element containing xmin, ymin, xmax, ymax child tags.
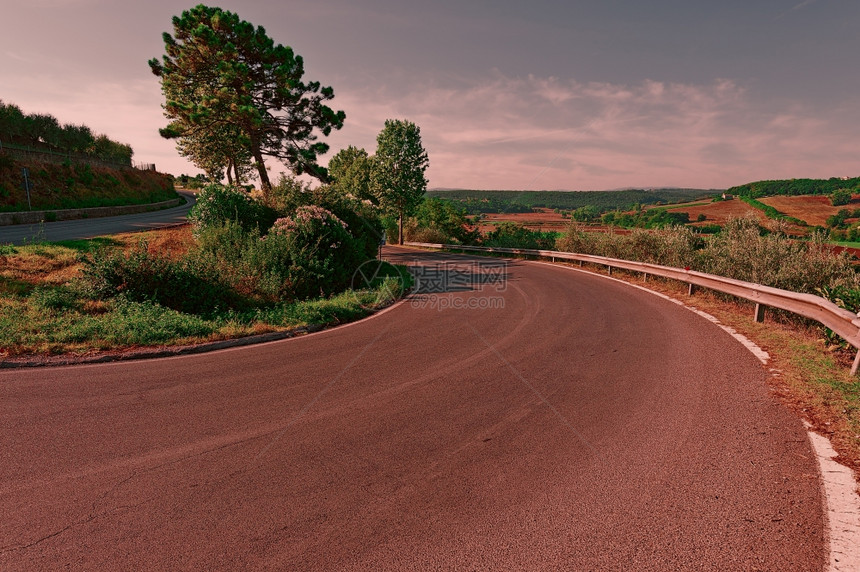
<box><xmin>0</xmin><ymin>191</ymin><xmax>196</xmax><ymax>245</ymax></box>
<box><xmin>0</xmin><ymin>247</ymin><xmax>825</xmax><ymax>570</ymax></box>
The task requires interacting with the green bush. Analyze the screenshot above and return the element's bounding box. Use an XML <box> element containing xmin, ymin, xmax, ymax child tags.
<box><xmin>266</xmin><ymin>174</ymin><xmax>383</xmax><ymax>259</ymax></box>
<box><xmin>482</xmin><ymin>222</ymin><xmax>557</xmax><ymax>250</ymax></box>
<box><xmin>817</xmin><ymin>285</ymin><xmax>860</xmax><ymax>347</ymax></box>
<box><xmin>556</xmin><ymin>216</ymin><xmax>859</xmax><ymax>295</ymax></box>
<box><xmin>195</xmin><ymin>220</ymin><xmax>293</xmax><ymax>301</ymax></box>
<box><xmin>403</xmin><ymin>223</ymin><xmax>449</xmax><ymax>245</ymax></box>
<box><xmin>195</xmin><ymin>209</ymin><xmax>372</xmax><ymax>302</ymax></box>
<box><xmin>557</xmin><ymin>225</ymin><xmax>701</xmax><ymax>268</ymax></box>
<box><xmin>269</xmin><ymin>205</ymin><xmax>367</xmax><ymax>299</ymax></box>
<box><xmin>699</xmin><ymin>217</ymin><xmax>858</xmax><ymax>293</ymax></box>
<box><xmin>409</xmin><ymin>197</ymin><xmax>480</xmax><ymax>244</ymax></box>
<box><xmin>188</xmin><ymin>183</ymin><xmax>277</xmax><ymax>233</ymax></box>
<box><xmin>80</xmin><ymin>241</ymin><xmax>239</xmax><ymax>314</ymax></box>
<box><xmin>829</xmin><ymin>188</ymin><xmax>853</xmax><ymax>206</ymax></box>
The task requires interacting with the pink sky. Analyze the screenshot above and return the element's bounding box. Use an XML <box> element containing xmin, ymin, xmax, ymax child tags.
<box><xmin>2</xmin><ymin>0</ymin><xmax>859</xmax><ymax>191</ymax></box>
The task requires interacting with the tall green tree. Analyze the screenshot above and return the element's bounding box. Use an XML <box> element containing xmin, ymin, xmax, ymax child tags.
<box><xmin>148</xmin><ymin>4</ymin><xmax>345</xmax><ymax>192</ymax></box>
<box><xmin>328</xmin><ymin>145</ymin><xmax>375</xmax><ymax>202</ymax></box>
<box><xmin>372</xmin><ymin>119</ymin><xmax>429</xmax><ymax>244</ymax></box>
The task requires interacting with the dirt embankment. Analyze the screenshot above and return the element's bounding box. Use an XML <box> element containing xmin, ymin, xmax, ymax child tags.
<box><xmin>0</xmin><ymin>152</ymin><xmax>175</xmax><ymax>212</ymax></box>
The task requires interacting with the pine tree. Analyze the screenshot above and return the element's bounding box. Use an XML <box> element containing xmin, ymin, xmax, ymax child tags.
<box><xmin>149</xmin><ymin>4</ymin><xmax>345</xmax><ymax>191</ymax></box>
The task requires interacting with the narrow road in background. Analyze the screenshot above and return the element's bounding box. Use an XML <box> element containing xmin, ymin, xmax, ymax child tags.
<box><xmin>0</xmin><ymin>190</ymin><xmax>196</xmax><ymax>245</ymax></box>
<box><xmin>0</xmin><ymin>247</ymin><xmax>825</xmax><ymax>570</ymax></box>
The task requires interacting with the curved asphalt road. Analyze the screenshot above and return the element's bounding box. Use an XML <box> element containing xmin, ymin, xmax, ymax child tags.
<box><xmin>0</xmin><ymin>190</ymin><xmax>196</xmax><ymax>245</ymax></box>
<box><xmin>0</xmin><ymin>247</ymin><xmax>824</xmax><ymax>570</ymax></box>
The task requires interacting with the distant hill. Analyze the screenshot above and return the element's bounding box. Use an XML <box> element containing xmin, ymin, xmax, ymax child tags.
<box><xmin>727</xmin><ymin>177</ymin><xmax>860</xmax><ymax>198</ymax></box>
<box><xmin>425</xmin><ymin>188</ymin><xmax>719</xmax><ymax>214</ymax></box>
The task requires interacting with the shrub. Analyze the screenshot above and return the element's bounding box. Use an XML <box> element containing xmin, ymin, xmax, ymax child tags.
<box><xmin>188</xmin><ymin>183</ymin><xmax>277</xmax><ymax>233</ymax></box>
<box><xmin>558</xmin><ymin>215</ymin><xmax>859</xmax><ymax>294</ymax></box>
<box><xmin>409</xmin><ymin>198</ymin><xmax>480</xmax><ymax>244</ymax></box>
<box><xmin>75</xmin><ymin>164</ymin><xmax>94</xmax><ymax>186</ymax></box>
<box><xmin>697</xmin><ymin>216</ymin><xmax>859</xmax><ymax>293</ymax></box>
<box><xmin>266</xmin><ymin>175</ymin><xmax>383</xmax><ymax>258</ymax></box>
<box><xmin>830</xmin><ymin>188</ymin><xmax>853</xmax><ymax>206</ymax></box>
<box><xmin>404</xmin><ymin>222</ymin><xmax>449</xmax><ymax>244</ymax></box>
<box><xmin>482</xmin><ymin>222</ymin><xmax>556</xmax><ymax>250</ymax></box>
<box><xmin>195</xmin><ymin>220</ymin><xmax>294</xmax><ymax>301</ymax></box>
<box><xmin>269</xmin><ymin>205</ymin><xmax>365</xmax><ymax>299</ymax></box>
<box><xmin>817</xmin><ymin>284</ymin><xmax>860</xmax><ymax>347</ymax></box>
<box><xmin>556</xmin><ymin>225</ymin><xmax>701</xmax><ymax>268</ymax></box>
<box><xmin>80</xmin><ymin>241</ymin><xmax>238</xmax><ymax>314</ymax></box>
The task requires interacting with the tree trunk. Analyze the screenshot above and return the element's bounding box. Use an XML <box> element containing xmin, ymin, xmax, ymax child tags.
<box><xmin>225</xmin><ymin>161</ymin><xmax>234</xmax><ymax>186</ymax></box>
<box><xmin>250</xmin><ymin>137</ymin><xmax>271</xmax><ymax>193</ymax></box>
<box><xmin>232</xmin><ymin>160</ymin><xmax>241</xmax><ymax>188</ymax></box>
<box><xmin>398</xmin><ymin>211</ymin><xmax>404</xmax><ymax>245</ymax></box>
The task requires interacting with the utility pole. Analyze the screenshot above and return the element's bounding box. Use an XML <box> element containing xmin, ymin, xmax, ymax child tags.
<box><xmin>22</xmin><ymin>168</ymin><xmax>32</xmax><ymax>210</ymax></box>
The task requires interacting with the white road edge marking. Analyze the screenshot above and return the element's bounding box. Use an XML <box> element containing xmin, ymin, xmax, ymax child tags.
<box><xmin>537</xmin><ymin>261</ymin><xmax>860</xmax><ymax>571</ymax></box>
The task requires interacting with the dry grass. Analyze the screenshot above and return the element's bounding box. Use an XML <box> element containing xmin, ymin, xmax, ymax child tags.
<box><xmin>660</xmin><ymin>198</ymin><xmax>765</xmax><ymax>225</ymax></box>
<box><xmin>0</xmin><ymin>225</ymin><xmax>194</xmax><ymax>288</ymax></box>
<box><xmin>760</xmin><ymin>194</ymin><xmax>860</xmax><ymax>227</ymax></box>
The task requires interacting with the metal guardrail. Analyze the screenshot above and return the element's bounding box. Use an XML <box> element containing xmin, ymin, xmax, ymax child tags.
<box><xmin>404</xmin><ymin>241</ymin><xmax>860</xmax><ymax>375</ymax></box>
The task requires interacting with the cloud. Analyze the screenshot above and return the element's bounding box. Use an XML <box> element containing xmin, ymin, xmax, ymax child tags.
<box><xmin>7</xmin><ymin>67</ymin><xmax>857</xmax><ymax>191</ymax></box>
<box><xmin>328</xmin><ymin>70</ymin><xmax>860</xmax><ymax>190</ymax></box>
<box><xmin>775</xmin><ymin>0</ymin><xmax>822</xmax><ymax>19</ymax></box>
<box><xmin>328</xmin><ymin>71</ymin><xmax>860</xmax><ymax>190</ymax></box>
<box><xmin>792</xmin><ymin>0</ymin><xmax>820</xmax><ymax>11</ymax></box>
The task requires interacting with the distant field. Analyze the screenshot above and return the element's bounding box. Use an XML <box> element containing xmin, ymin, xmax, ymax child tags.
<box><xmin>468</xmin><ymin>193</ymin><xmax>860</xmax><ymax>237</ymax></box>
<box><xmin>659</xmin><ymin>199</ymin><xmax>766</xmax><ymax>225</ymax></box>
<box><xmin>478</xmin><ymin>208</ymin><xmax>568</xmax><ymax>232</ymax></box>
<box><xmin>759</xmin><ymin>194</ymin><xmax>860</xmax><ymax>227</ymax></box>
<box><xmin>429</xmin><ymin>188</ymin><xmax>718</xmax><ymax>213</ymax></box>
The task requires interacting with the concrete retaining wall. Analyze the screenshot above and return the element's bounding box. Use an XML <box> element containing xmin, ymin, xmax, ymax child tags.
<box><xmin>0</xmin><ymin>196</ymin><xmax>184</xmax><ymax>226</ymax></box>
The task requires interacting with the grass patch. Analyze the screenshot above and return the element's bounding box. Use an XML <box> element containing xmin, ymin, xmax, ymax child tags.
<box><xmin>0</xmin><ymin>227</ymin><xmax>411</xmax><ymax>357</ymax></box>
<box><xmin>661</xmin><ymin>202</ymin><xmax>710</xmax><ymax>211</ymax></box>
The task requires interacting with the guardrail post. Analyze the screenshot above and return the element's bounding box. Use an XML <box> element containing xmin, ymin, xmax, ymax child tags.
<box><xmin>754</xmin><ymin>303</ymin><xmax>766</xmax><ymax>323</ymax></box>
<box><xmin>852</xmin><ymin>351</ymin><xmax>860</xmax><ymax>377</ymax></box>
<box><xmin>643</xmin><ymin>272</ymin><xmax>648</xmax><ymax>282</ymax></box>
<box><xmin>688</xmin><ymin>283</ymin><xmax>696</xmax><ymax>295</ymax></box>
<box><xmin>607</xmin><ymin>265</ymin><xmax>612</xmax><ymax>276</ymax></box>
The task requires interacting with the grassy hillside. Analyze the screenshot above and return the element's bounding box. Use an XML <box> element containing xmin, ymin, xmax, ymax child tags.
<box><xmin>0</xmin><ymin>153</ymin><xmax>176</xmax><ymax>212</ymax></box>
<box><xmin>426</xmin><ymin>188</ymin><xmax>718</xmax><ymax>213</ymax></box>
